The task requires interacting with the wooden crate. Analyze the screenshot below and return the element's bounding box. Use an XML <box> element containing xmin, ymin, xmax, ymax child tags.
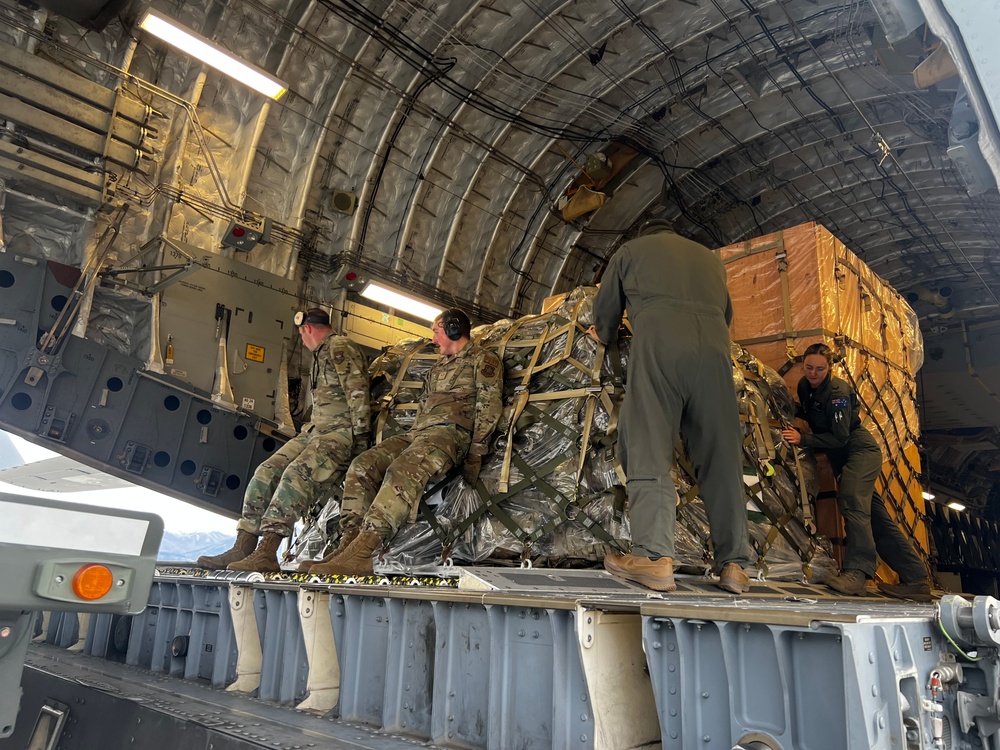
<box><xmin>722</xmin><ymin>222</ymin><xmax>928</xmax><ymax>578</ymax></box>
<box><xmin>721</xmin><ymin>221</ymin><xmax>921</xmax><ymax>463</ymax></box>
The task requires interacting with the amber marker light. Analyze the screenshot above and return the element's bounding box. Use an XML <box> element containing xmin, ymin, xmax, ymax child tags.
<box><xmin>71</xmin><ymin>564</ymin><xmax>114</xmax><ymax>600</ymax></box>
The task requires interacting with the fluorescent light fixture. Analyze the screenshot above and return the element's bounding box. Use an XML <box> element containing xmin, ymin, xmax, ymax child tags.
<box><xmin>360</xmin><ymin>282</ymin><xmax>443</xmax><ymax>323</ymax></box>
<box><xmin>947</xmin><ymin>501</ymin><xmax>966</xmax><ymax>512</ymax></box>
<box><xmin>922</xmin><ymin>491</ymin><xmax>935</xmax><ymax>500</ymax></box>
<box><xmin>139</xmin><ymin>10</ymin><xmax>287</xmax><ymax>99</ymax></box>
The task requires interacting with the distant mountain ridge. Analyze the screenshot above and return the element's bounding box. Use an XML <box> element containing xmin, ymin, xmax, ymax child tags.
<box><xmin>158</xmin><ymin>530</ymin><xmax>235</xmax><ymax>562</ymax></box>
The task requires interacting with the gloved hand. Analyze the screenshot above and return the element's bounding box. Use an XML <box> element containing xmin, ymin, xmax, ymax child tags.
<box><xmin>585</xmin><ymin>325</ymin><xmax>604</xmax><ymax>344</ymax></box>
<box><xmin>463</xmin><ymin>454</ymin><xmax>482</xmax><ymax>487</ymax></box>
<box><xmin>352</xmin><ymin>434</ymin><xmax>370</xmax><ymax>456</ymax></box>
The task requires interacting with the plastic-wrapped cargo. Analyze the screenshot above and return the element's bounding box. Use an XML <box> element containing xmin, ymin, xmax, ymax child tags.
<box><xmin>315</xmin><ymin>286</ymin><xmax>837</xmax><ymax>581</ymax></box>
<box><xmin>720</xmin><ymin>222</ymin><xmax>929</xmax><ymax>569</ymax></box>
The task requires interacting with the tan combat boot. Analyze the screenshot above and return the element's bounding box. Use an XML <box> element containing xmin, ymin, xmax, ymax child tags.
<box><xmin>310</xmin><ymin>527</ymin><xmax>383</xmax><ymax>577</ymax></box>
<box><xmin>717</xmin><ymin>562</ymin><xmax>751</xmax><ymax>594</ymax></box>
<box><xmin>604</xmin><ymin>552</ymin><xmax>676</xmax><ymax>592</ymax></box>
<box><xmin>227</xmin><ymin>533</ymin><xmax>284</xmax><ymax>573</ymax></box>
<box><xmin>298</xmin><ymin>527</ymin><xmax>360</xmax><ymax>573</ymax></box>
<box><xmin>195</xmin><ymin>530</ymin><xmax>258</xmax><ymax>569</ymax></box>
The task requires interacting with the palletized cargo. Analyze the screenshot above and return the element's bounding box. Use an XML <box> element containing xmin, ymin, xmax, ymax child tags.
<box><xmin>720</xmin><ymin>222</ymin><xmax>929</xmax><ymax>575</ymax></box>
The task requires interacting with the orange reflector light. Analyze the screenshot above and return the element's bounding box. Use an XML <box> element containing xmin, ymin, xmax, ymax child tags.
<box><xmin>71</xmin><ymin>564</ymin><xmax>114</xmax><ymax>600</ymax></box>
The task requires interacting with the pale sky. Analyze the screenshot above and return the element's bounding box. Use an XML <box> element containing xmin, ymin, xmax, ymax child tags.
<box><xmin>2</xmin><ymin>434</ymin><xmax>236</xmax><ymax>536</ymax></box>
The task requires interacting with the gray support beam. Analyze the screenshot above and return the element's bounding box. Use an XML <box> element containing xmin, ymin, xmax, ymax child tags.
<box><xmin>382</xmin><ymin>597</ymin><xmax>436</xmax><ymax>738</ymax></box>
<box><xmin>338</xmin><ymin>595</ymin><xmax>392</xmax><ymax>726</ymax></box>
<box><xmin>256</xmin><ymin>587</ymin><xmax>308</xmax><ymax>705</ymax></box>
<box><xmin>184</xmin><ymin>582</ymin><xmax>237</xmax><ymax>687</ymax></box>
<box><xmin>430</xmin><ymin>600</ymin><xmax>492</xmax><ymax>748</ymax></box>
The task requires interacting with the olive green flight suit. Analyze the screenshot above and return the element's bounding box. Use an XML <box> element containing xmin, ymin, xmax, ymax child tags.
<box><xmin>237</xmin><ymin>333</ymin><xmax>370</xmax><ymax>537</ymax></box>
<box><xmin>797</xmin><ymin>374</ymin><xmax>926</xmax><ymax>582</ymax></box>
<box><xmin>593</xmin><ymin>229</ymin><xmax>749</xmax><ymax>569</ymax></box>
<box><xmin>341</xmin><ymin>341</ymin><xmax>503</xmax><ymax>537</ymax></box>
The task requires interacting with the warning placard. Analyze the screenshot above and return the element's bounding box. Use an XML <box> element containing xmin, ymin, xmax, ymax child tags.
<box><xmin>245</xmin><ymin>344</ymin><xmax>265</xmax><ymax>363</ymax></box>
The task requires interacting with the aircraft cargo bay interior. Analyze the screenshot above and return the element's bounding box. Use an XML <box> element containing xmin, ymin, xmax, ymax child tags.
<box><xmin>3</xmin><ymin>1</ymin><xmax>1000</xmax><ymax>749</ymax></box>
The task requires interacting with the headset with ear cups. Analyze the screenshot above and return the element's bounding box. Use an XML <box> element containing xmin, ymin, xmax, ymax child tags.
<box><xmin>439</xmin><ymin>309</ymin><xmax>469</xmax><ymax>341</ymax></box>
<box><xmin>294</xmin><ymin>309</ymin><xmax>330</xmax><ymax>327</ymax></box>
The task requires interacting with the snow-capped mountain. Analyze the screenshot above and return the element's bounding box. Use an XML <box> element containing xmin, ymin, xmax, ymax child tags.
<box><xmin>158</xmin><ymin>531</ymin><xmax>235</xmax><ymax>562</ymax></box>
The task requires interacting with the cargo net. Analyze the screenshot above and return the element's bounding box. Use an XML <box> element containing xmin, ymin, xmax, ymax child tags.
<box><xmin>302</xmin><ymin>287</ymin><xmax>837</xmax><ymax>581</ymax></box>
<box><xmin>827</xmin><ymin>257</ymin><xmax>924</xmax><ymax>553</ymax></box>
<box><xmin>836</xmin><ymin>344</ymin><xmax>926</xmax><ymax>555</ymax></box>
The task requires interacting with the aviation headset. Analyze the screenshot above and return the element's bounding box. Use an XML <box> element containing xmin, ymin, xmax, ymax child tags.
<box><xmin>439</xmin><ymin>309</ymin><xmax>471</xmax><ymax>341</ymax></box>
<box><xmin>293</xmin><ymin>308</ymin><xmax>330</xmax><ymax>327</ymax></box>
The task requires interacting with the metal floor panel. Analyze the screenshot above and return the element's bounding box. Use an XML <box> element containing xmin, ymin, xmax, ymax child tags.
<box><xmin>5</xmin><ymin>646</ymin><xmax>440</xmax><ymax>750</ymax></box>
<box><xmin>452</xmin><ymin>565</ymin><xmax>925</xmax><ymax>602</ymax></box>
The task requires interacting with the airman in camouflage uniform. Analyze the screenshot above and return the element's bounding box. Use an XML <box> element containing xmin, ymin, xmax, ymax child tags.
<box><xmin>310</xmin><ymin>308</ymin><xmax>503</xmax><ymax>577</ymax></box>
<box><xmin>196</xmin><ymin>308</ymin><xmax>370</xmax><ymax>573</ymax></box>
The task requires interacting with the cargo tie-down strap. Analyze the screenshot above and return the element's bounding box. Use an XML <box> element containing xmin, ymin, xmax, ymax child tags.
<box><xmin>370</xmin><ymin>341</ymin><xmax>438</xmax><ymax>443</ymax></box>
<box><xmin>358</xmin><ymin>290</ymin><xmax>838</xmax><ymax>577</ymax></box>
<box><xmin>731</xmin><ymin>370</ymin><xmax>817</xmax><ymax>571</ymax></box>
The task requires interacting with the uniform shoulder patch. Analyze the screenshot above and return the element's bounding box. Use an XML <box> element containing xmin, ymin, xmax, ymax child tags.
<box><xmin>480</xmin><ymin>352</ymin><xmax>501</xmax><ymax>380</ymax></box>
<box><xmin>831</xmin><ymin>397</ymin><xmax>850</xmax><ymax>409</ymax></box>
<box><xmin>333</xmin><ymin>349</ymin><xmax>345</xmax><ymax>365</ymax></box>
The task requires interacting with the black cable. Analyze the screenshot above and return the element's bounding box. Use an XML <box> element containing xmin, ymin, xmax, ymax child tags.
<box><xmin>357</xmin><ymin>57</ymin><xmax>454</xmax><ymax>260</ymax></box>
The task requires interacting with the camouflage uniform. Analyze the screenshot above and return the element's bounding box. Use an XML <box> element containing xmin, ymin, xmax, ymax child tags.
<box><xmin>341</xmin><ymin>341</ymin><xmax>503</xmax><ymax>536</ymax></box>
<box><xmin>236</xmin><ymin>333</ymin><xmax>370</xmax><ymax>538</ymax></box>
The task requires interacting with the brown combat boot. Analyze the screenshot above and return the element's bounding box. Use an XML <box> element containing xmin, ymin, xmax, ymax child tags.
<box><xmin>298</xmin><ymin>527</ymin><xmax>360</xmax><ymax>573</ymax></box>
<box><xmin>717</xmin><ymin>562</ymin><xmax>751</xmax><ymax>594</ymax></box>
<box><xmin>826</xmin><ymin>569</ymin><xmax>868</xmax><ymax>596</ymax></box>
<box><xmin>604</xmin><ymin>552</ymin><xmax>676</xmax><ymax>592</ymax></box>
<box><xmin>195</xmin><ymin>530</ymin><xmax>258</xmax><ymax>569</ymax></box>
<box><xmin>310</xmin><ymin>527</ymin><xmax>383</xmax><ymax>577</ymax></box>
<box><xmin>227</xmin><ymin>533</ymin><xmax>284</xmax><ymax>573</ymax></box>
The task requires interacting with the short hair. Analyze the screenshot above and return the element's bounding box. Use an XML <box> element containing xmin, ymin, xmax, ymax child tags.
<box><xmin>636</xmin><ymin>218</ymin><xmax>675</xmax><ymax>238</ymax></box>
<box><xmin>803</xmin><ymin>342</ymin><xmax>834</xmax><ymax>365</ymax></box>
<box><xmin>436</xmin><ymin>308</ymin><xmax>471</xmax><ymax>341</ymax></box>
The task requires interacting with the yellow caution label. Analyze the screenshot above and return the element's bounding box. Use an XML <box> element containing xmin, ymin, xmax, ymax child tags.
<box><xmin>245</xmin><ymin>344</ymin><xmax>265</xmax><ymax>363</ymax></box>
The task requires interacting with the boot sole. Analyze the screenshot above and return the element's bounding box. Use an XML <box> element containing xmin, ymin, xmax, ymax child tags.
<box><xmin>826</xmin><ymin>581</ymin><xmax>867</xmax><ymax>596</ymax></box>
<box><xmin>604</xmin><ymin>560</ymin><xmax>676</xmax><ymax>592</ymax></box>
<box><xmin>227</xmin><ymin>565</ymin><xmax>282</xmax><ymax>573</ymax></box>
<box><xmin>879</xmin><ymin>587</ymin><xmax>933</xmax><ymax>602</ymax></box>
<box><xmin>195</xmin><ymin>557</ymin><xmax>245</xmax><ymax>570</ymax></box>
<box><xmin>716</xmin><ymin>579</ymin><xmax>750</xmax><ymax>594</ymax></box>
<box><xmin>310</xmin><ymin>566</ymin><xmax>374</xmax><ymax>577</ymax></box>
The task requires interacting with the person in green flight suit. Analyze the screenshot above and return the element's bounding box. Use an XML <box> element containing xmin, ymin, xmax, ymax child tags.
<box><xmin>782</xmin><ymin>342</ymin><xmax>932</xmax><ymax>600</ymax></box>
<box><xmin>306</xmin><ymin>308</ymin><xmax>504</xmax><ymax>577</ymax></box>
<box><xmin>197</xmin><ymin>308</ymin><xmax>370</xmax><ymax>573</ymax></box>
<box><xmin>588</xmin><ymin>220</ymin><xmax>751</xmax><ymax>594</ymax></box>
